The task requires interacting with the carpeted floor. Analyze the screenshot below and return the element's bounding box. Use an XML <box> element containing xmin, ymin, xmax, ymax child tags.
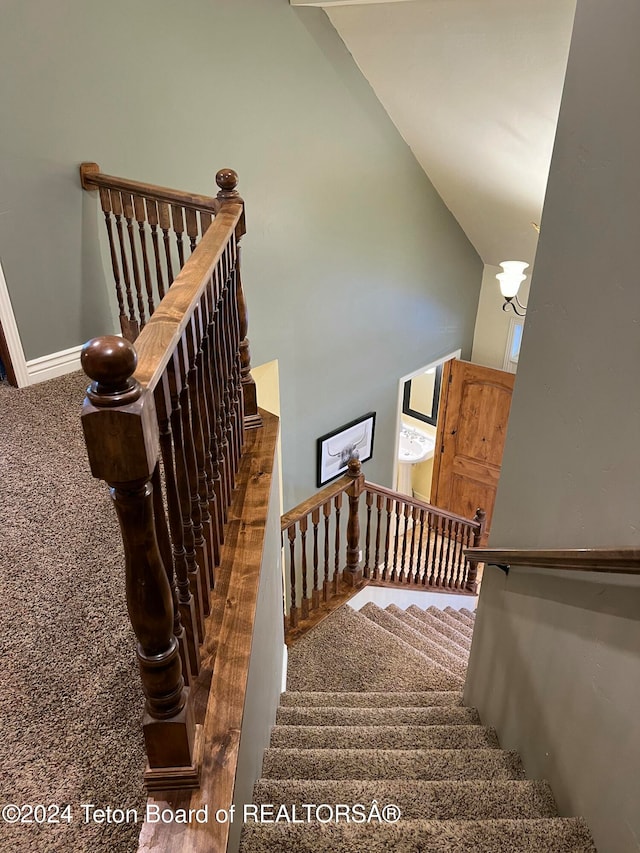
<box><xmin>240</xmin><ymin>604</ymin><xmax>597</xmax><ymax>852</ymax></box>
<box><xmin>0</xmin><ymin>373</ymin><xmax>145</xmax><ymax>852</ymax></box>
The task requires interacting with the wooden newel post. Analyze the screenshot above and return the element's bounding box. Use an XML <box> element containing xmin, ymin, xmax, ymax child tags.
<box><xmin>80</xmin><ymin>336</ymin><xmax>202</xmax><ymax>791</ymax></box>
<box><xmin>466</xmin><ymin>507</ymin><xmax>487</xmax><ymax>593</ymax></box>
<box><xmin>216</xmin><ymin>168</ymin><xmax>262</xmax><ymax>429</ymax></box>
<box><xmin>343</xmin><ymin>458</ymin><xmax>365</xmax><ymax>588</ymax></box>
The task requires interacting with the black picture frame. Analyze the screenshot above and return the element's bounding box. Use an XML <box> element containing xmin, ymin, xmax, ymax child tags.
<box><xmin>316</xmin><ymin>412</ymin><xmax>376</xmax><ymax>487</ymax></box>
<box><xmin>402</xmin><ymin>364</ymin><xmax>443</xmax><ymax>427</ymax></box>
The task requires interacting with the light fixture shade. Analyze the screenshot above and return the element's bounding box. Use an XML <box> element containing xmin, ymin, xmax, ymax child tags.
<box><xmin>497</xmin><ymin>261</ymin><xmax>528</xmax><ymax>298</ymax></box>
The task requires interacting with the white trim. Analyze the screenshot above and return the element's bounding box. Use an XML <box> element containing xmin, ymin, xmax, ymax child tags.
<box><xmin>27</xmin><ymin>344</ymin><xmax>83</xmax><ymax>385</ymax></box>
<box><xmin>0</xmin><ymin>258</ymin><xmax>29</xmax><ymax>387</ymax></box>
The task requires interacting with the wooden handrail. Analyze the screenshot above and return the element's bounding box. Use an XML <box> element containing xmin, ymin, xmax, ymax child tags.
<box><xmin>281</xmin><ymin>469</ymin><xmax>358</xmax><ymax>530</ymax></box>
<box><xmin>80</xmin><ymin>163</ymin><xmax>221</xmax><ymax>214</ymax></box>
<box><xmin>465</xmin><ymin>547</ymin><xmax>640</xmax><ymax>574</ymax></box>
<box><xmin>132</xmin><ymin>205</ymin><xmax>242</xmax><ymax>392</ymax></box>
<box><xmin>365</xmin><ymin>481</ymin><xmax>483</xmax><ymax>529</ymax></box>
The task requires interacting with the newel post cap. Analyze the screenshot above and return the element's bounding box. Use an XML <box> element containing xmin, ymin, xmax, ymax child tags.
<box><xmin>81</xmin><ymin>335</ymin><xmax>141</xmax><ymax>407</ymax></box>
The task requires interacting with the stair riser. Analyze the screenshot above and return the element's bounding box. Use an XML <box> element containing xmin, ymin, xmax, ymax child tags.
<box><xmin>269</xmin><ymin>724</ymin><xmax>499</xmax><ymax>750</ymax></box>
<box><xmin>252</xmin><ymin>779</ymin><xmax>558</xmax><ymax>820</ymax></box>
<box><xmin>261</xmin><ymin>748</ymin><xmax>526</xmax><ymax>781</ymax></box>
<box><xmin>280</xmin><ymin>692</ymin><xmax>465</xmax><ymax>707</ymax></box>
<box><xmin>240</xmin><ymin>819</ymin><xmax>596</xmax><ymax>853</ymax></box>
<box><xmin>275</xmin><ymin>707</ymin><xmax>480</xmax><ymax>727</ymax></box>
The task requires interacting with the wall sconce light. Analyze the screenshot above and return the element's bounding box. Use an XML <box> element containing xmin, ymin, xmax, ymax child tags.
<box><xmin>497</xmin><ymin>261</ymin><xmax>528</xmax><ymax>316</ymax></box>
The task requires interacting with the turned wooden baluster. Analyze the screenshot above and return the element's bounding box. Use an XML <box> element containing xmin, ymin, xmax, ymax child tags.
<box><xmin>399</xmin><ymin>503</ymin><xmax>411</xmax><ymax>583</ymax></box>
<box><xmin>226</xmin><ymin>239</ymin><xmax>244</xmax><ymax>469</ymax></box>
<box><xmin>322</xmin><ymin>500</ymin><xmax>331</xmax><ymax>601</ymax></box>
<box><xmin>215</xmin><ymin>169</ymin><xmax>261</xmax><ymax>429</ymax></box>
<box><xmin>158</xmin><ymin>202</ymin><xmax>175</xmax><ymax>287</ymax></box>
<box><xmin>194</xmin><ymin>293</ymin><xmax>223</xmax><ymax>564</ymax></box>
<box><xmin>382</xmin><ymin>498</ymin><xmax>392</xmax><ymax>582</ymax></box>
<box><xmin>373</xmin><ymin>493</ymin><xmax>384</xmax><ymax>581</ymax></box>
<box><xmin>201</xmin><ymin>272</ymin><xmax>227</xmax><ymax>535</ymax></box>
<box><xmin>435</xmin><ymin>516</ymin><xmax>447</xmax><ymax>587</ymax></box>
<box><xmin>363</xmin><ymin>491</ymin><xmax>373</xmax><ymax>579</ymax></box>
<box><xmin>95</xmin><ymin>184</ymin><xmax>131</xmax><ymax>340</ymax></box>
<box><xmin>218</xmin><ymin>252</ymin><xmax>238</xmax><ymax>479</ymax></box>
<box><xmin>452</xmin><ymin>522</ymin><xmax>465</xmax><ymax>589</ymax></box>
<box><xmin>133</xmin><ymin>195</ymin><xmax>156</xmax><ymax>319</ymax></box>
<box><xmin>122</xmin><ymin>193</ymin><xmax>147</xmax><ymax>328</ymax></box>
<box><xmin>185</xmin><ymin>316</ymin><xmax>218</xmax><ymax>585</ymax></box>
<box><xmin>212</xmin><ymin>264</ymin><xmax>233</xmax><ymax>506</ymax></box>
<box><xmin>150</xmin><ymin>464</ymin><xmax>192</xmax><ymax>686</ymax></box>
<box><xmin>311</xmin><ymin>507</ymin><xmax>321</xmax><ymax>610</ymax></box>
<box><xmin>408</xmin><ymin>506</ymin><xmax>418</xmax><ymax>584</ymax></box>
<box><xmin>110</xmin><ymin>190</ymin><xmax>140</xmax><ymax>341</ymax></box>
<box><xmin>185</xmin><ymin>208</ymin><xmax>199</xmax><ymax>254</ymax></box>
<box><xmin>145</xmin><ymin>199</ymin><xmax>167</xmax><ymax>300</ymax></box>
<box><xmin>425</xmin><ymin>511</ymin><xmax>436</xmax><ymax>585</ymax></box>
<box><xmin>415</xmin><ymin>508</ymin><xmax>426</xmax><ymax>584</ymax></box>
<box><xmin>172</xmin><ymin>205</ymin><xmax>186</xmax><ymax>268</ymax></box>
<box><xmin>300</xmin><ymin>516</ymin><xmax>310</xmax><ymax>620</ymax></box>
<box><xmin>81</xmin><ymin>336</ymin><xmax>199</xmax><ymax>788</ymax></box>
<box><xmin>177</xmin><ymin>335</ymin><xmax>212</xmax><ymax>608</ymax></box>
<box><xmin>154</xmin><ymin>375</ymin><xmax>200</xmax><ymax>678</ymax></box>
<box><xmin>287</xmin><ymin>525</ymin><xmax>298</xmax><ymax>629</ymax></box>
<box><xmin>167</xmin><ymin>353</ymin><xmax>206</xmax><ymax>640</ymax></box>
<box><xmin>465</xmin><ymin>508</ymin><xmax>486</xmax><ymax>593</ymax></box>
<box><xmin>333</xmin><ymin>492</ymin><xmax>342</xmax><ymax>594</ymax></box>
<box><xmin>391</xmin><ymin>500</ymin><xmax>401</xmax><ymax>582</ymax></box>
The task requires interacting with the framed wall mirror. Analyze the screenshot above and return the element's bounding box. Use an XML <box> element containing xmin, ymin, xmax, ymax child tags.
<box><xmin>402</xmin><ymin>363</ymin><xmax>443</xmax><ymax>426</ymax></box>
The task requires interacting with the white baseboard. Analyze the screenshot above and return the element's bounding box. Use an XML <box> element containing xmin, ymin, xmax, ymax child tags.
<box><xmin>27</xmin><ymin>344</ymin><xmax>83</xmax><ymax>385</ymax></box>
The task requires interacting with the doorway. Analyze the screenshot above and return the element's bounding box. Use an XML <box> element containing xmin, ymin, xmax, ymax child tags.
<box><xmin>393</xmin><ymin>350</ymin><xmax>460</xmax><ymax>499</ymax></box>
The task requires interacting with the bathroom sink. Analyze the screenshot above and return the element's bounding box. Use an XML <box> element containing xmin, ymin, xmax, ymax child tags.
<box><xmin>398</xmin><ymin>425</ymin><xmax>435</xmax><ymax>464</ymax></box>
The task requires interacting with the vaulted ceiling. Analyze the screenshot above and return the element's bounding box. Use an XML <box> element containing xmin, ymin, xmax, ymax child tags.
<box><xmin>292</xmin><ymin>0</ymin><xmax>577</xmax><ymax>269</ymax></box>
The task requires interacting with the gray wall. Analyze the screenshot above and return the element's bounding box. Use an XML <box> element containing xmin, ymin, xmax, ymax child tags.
<box><xmin>229</xmin><ymin>450</ymin><xmax>284</xmax><ymax>853</ymax></box>
<box><xmin>466</xmin><ymin>566</ymin><xmax>640</xmax><ymax>853</ymax></box>
<box><xmin>466</xmin><ymin>3</ymin><xmax>640</xmax><ymax>851</ymax></box>
<box><xmin>0</xmin><ymin>0</ymin><xmax>481</xmax><ymax>508</ymax></box>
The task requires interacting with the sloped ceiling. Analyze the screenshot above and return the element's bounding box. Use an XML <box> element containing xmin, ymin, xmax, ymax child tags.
<box><xmin>293</xmin><ymin>0</ymin><xmax>576</xmax><ymax>267</ymax></box>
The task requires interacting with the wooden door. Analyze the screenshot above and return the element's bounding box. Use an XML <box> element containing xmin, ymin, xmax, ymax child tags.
<box><xmin>430</xmin><ymin>359</ymin><xmax>515</xmax><ymax>541</ymax></box>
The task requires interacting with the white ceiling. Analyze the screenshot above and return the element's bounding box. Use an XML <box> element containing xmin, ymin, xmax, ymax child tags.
<box><xmin>293</xmin><ymin>0</ymin><xmax>576</xmax><ymax>268</ymax></box>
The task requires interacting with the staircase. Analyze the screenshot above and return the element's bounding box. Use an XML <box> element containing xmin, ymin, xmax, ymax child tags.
<box><xmin>239</xmin><ymin>603</ymin><xmax>597</xmax><ymax>852</ymax></box>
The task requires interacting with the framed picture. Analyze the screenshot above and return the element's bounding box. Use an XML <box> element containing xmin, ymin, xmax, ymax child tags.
<box><xmin>316</xmin><ymin>412</ymin><xmax>376</xmax><ymax>487</ymax></box>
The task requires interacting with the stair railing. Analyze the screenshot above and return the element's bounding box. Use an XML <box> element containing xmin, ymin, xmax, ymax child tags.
<box><xmin>282</xmin><ymin>459</ymin><xmax>485</xmax><ymax>635</ymax></box>
<box><xmin>80</xmin><ymin>168</ymin><xmax>259</xmax><ymax>792</ymax></box>
<box><xmin>362</xmin><ymin>484</ymin><xmax>485</xmax><ymax>592</ymax></box>
<box><xmin>80</xmin><ymin>163</ymin><xmax>260</xmax><ymax>427</ymax></box>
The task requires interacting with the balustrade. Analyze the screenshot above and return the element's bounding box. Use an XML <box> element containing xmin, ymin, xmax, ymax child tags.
<box><xmin>80</xmin><ymin>168</ymin><xmax>260</xmax><ymax>790</ymax></box>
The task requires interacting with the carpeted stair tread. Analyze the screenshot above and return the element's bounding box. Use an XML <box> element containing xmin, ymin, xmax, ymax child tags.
<box><xmin>287</xmin><ymin>606</ymin><xmax>462</xmax><ymax>692</ymax></box>
<box><xmin>359</xmin><ymin>603</ymin><xmax>467</xmax><ymax>679</ymax></box>
<box><xmin>269</xmin><ymin>724</ymin><xmax>500</xmax><ymax>750</ymax></box>
<box><xmin>279</xmin><ymin>691</ymin><xmax>464</xmax><ymax>707</ymax></box>
<box><xmin>427</xmin><ymin>605</ymin><xmax>474</xmax><ymax>639</ymax></box>
<box><xmin>406</xmin><ymin>605</ymin><xmax>472</xmax><ymax>651</ymax></box>
<box><xmin>251</xmin><ymin>779</ymin><xmax>558</xmax><ymax>819</ymax></box>
<box><xmin>445</xmin><ymin>606</ymin><xmax>476</xmax><ymax>631</ymax></box>
<box><xmin>387</xmin><ymin>604</ymin><xmax>471</xmax><ymax>657</ymax></box>
<box><xmin>261</xmin><ymin>748</ymin><xmax>527</xmax><ymax>781</ymax></box>
<box><xmin>239</xmin><ymin>818</ymin><xmax>596</xmax><ymax>853</ymax></box>
<box><xmin>460</xmin><ymin>607</ymin><xmax>476</xmax><ymax>622</ymax></box>
<box><xmin>276</xmin><ymin>705</ymin><xmax>480</xmax><ymax>727</ymax></box>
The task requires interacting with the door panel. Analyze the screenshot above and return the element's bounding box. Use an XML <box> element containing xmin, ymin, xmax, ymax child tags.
<box><xmin>430</xmin><ymin>359</ymin><xmax>515</xmax><ymax>540</ymax></box>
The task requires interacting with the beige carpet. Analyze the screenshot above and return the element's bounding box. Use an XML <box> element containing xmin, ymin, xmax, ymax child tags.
<box><xmin>240</xmin><ymin>604</ymin><xmax>597</xmax><ymax>852</ymax></box>
<box><xmin>0</xmin><ymin>374</ymin><xmax>145</xmax><ymax>852</ymax></box>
